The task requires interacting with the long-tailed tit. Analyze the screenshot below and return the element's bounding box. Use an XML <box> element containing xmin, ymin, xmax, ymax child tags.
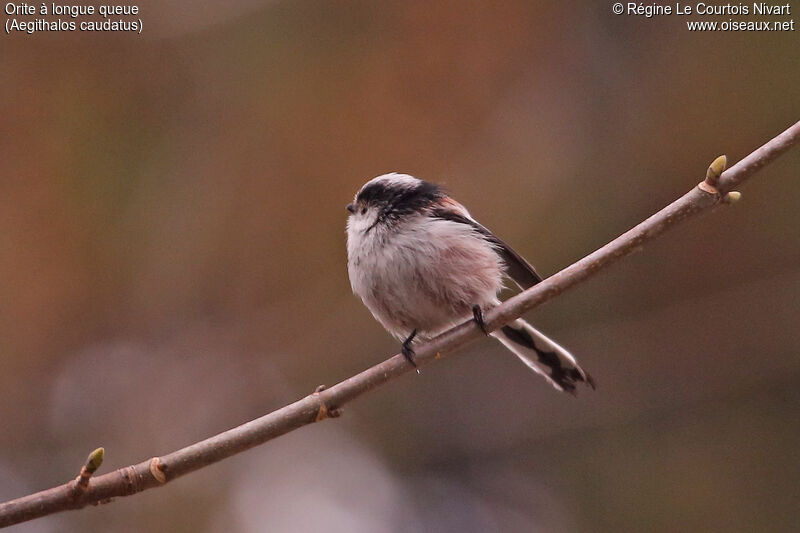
<box><xmin>346</xmin><ymin>173</ymin><xmax>594</xmax><ymax>394</ymax></box>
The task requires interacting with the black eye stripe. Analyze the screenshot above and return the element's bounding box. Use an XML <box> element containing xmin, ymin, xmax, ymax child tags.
<box><xmin>356</xmin><ymin>182</ymin><xmax>394</xmax><ymax>204</ymax></box>
<box><xmin>356</xmin><ymin>179</ymin><xmax>442</xmax><ymax>217</ymax></box>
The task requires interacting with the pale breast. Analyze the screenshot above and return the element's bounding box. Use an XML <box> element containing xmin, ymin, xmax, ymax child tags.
<box><xmin>348</xmin><ymin>215</ymin><xmax>504</xmax><ymax>338</ymax></box>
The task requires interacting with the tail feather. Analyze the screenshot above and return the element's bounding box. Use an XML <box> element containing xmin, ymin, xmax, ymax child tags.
<box><xmin>490</xmin><ymin>319</ymin><xmax>594</xmax><ymax>394</ymax></box>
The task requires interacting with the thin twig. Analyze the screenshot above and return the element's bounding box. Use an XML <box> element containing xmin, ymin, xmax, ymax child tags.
<box><xmin>1</xmin><ymin>120</ymin><xmax>798</xmax><ymax>528</ymax></box>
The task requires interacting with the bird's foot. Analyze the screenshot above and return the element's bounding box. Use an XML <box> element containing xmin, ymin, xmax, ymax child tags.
<box><xmin>401</xmin><ymin>329</ymin><xmax>418</xmax><ymax>368</ymax></box>
<box><xmin>472</xmin><ymin>305</ymin><xmax>489</xmax><ymax>335</ymax></box>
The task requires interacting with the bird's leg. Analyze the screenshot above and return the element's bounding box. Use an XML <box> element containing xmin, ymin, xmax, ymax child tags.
<box><xmin>401</xmin><ymin>329</ymin><xmax>418</xmax><ymax>367</ymax></box>
<box><xmin>472</xmin><ymin>305</ymin><xmax>489</xmax><ymax>335</ymax></box>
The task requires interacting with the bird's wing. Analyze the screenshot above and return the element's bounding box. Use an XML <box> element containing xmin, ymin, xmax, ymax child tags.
<box><xmin>431</xmin><ymin>199</ymin><xmax>542</xmax><ymax>290</ymax></box>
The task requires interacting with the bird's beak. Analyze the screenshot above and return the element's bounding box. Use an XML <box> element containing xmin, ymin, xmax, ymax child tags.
<box><xmin>346</xmin><ymin>203</ymin><xmax>356</xmax><ymax>214</ymax></box>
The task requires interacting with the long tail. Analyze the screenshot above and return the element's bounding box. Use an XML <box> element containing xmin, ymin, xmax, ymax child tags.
<box><xmin>490</xmin><ymin>319</ymin><xmax>595</xmax><ymax>394</ymax></box>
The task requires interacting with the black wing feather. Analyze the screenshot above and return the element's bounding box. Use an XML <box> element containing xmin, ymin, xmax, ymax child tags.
<box><xmin>431</xmin><ymin>209</ymin><xmax>542</xmax><ymax>290</ymax></box>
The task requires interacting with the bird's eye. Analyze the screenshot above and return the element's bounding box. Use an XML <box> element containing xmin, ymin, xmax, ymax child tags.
<box><xmin>361</xmin><ymin>208</ymin><xmax>367</xmax><ymax>215</ymax></box>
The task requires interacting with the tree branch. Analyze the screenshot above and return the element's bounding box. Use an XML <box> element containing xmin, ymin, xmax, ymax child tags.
<box><xmin>1</xmin><ymin>120</ymin><xmax>798</xmax><ymax>528</ymax></box>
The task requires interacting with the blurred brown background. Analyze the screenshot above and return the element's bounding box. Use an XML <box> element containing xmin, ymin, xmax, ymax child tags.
<box><xmin>1</xmin><ymin>1</ymin><xmax>798</xmax><ymax>531</ymax></box>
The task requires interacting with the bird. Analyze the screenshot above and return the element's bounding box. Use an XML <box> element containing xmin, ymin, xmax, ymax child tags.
<box><xmin>345</xmin><ymin>173</ymin><xmax>594</xmax><ymax>394</ymax></box>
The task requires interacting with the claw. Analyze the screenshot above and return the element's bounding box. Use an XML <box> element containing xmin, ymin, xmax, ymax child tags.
<box><xmin>472</xmin><ymin>305</ymin><xmax>489</xmax><ymax>335</ymax></box>
<box><xmin>401</xmin><ymin>329</ymin><xmax>418</xmax><ymax>368</ymax></box>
